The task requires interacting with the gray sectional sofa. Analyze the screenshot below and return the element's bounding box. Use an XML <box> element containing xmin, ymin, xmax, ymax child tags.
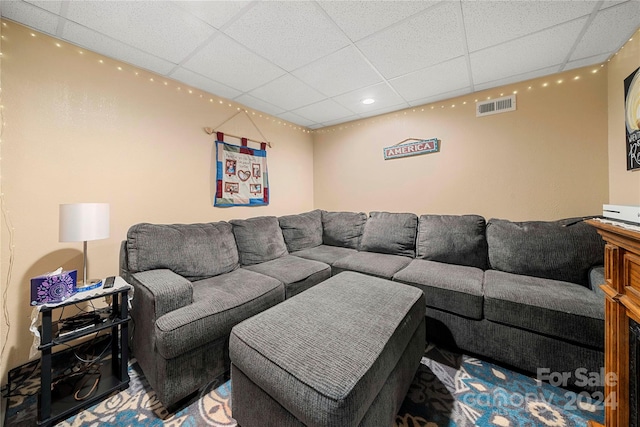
<box><xmin>120</xmin><ymin>210</ymin><xmax>605</xmax><ymax>409</ymax></box>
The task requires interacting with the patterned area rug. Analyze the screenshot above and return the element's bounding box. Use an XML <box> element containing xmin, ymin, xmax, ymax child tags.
<box><xmin>5</xmin><ymin>344</ymin><xmax>604</xmax><ymax>426</ymax></box>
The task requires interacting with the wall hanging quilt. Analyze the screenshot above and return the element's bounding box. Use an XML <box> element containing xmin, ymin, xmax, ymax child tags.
<box><xmin>214</xmin><ymin>134</ymin><xmax>269</xmax><ymax>207</ymax></box>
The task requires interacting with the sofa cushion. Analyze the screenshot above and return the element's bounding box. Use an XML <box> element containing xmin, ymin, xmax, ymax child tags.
<box><xmin>291</xmin><ymin>244</ymin><xmax>357</xmax><ymax>266</ymax></box>
<box><xmin>393</xmin><ymin>259</ymin><xmax>484</xmax><ymax>319</ymax></box>
<box><xmin>486</xmin><ymin>217</ymin><xmax>604</xmax><ymax>286</ymax></box>
<box><xmin>483</xmin><ymin>270</ymin><xmax>604</xmax><ymax>348</ymax></box>
<box><xmin>321</xmin><ymin>211</ymin><xmax>367</xmax><ymax>249</ymax></box>
<box><xmin>360</xmin><ymin>211</ymin><xmax>418</xmax><ymax>257</ymax></box>
<box><xmin>278</xmin><ymin>210</ymin><xmax>323</xmax><ymax>252</ymax></box>
<box><xmin>243</xmin><ymin>255</ymin><xmax>331</xmax><ymax>298</ymax></box>
<box><xmin>416</xmin><ymin>214</ymin><xmax>488</xmax><ymax>270</ymax></box>
<box><xmin>333</xmin><ymin>252</ymin><xmax>412</xmax><ymax>279</ymax></box>
<box><xmin>155</xmin><ymin>268</ymin><xmax>284</xmax><ymax>359</ymax></box>
<box><xmin>126</xmin><ymin>222</ymin><xmax>239</xmax><ymax>281</ymax></box>
<box><xmin>230</xmin><ymin>216</ymin><xmax>288</xmax><ymax>266</ymax></box>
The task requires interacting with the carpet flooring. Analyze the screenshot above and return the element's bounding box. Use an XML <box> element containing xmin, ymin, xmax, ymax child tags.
<box><xmin>5</xmin><ymin>344</ymin><xmax>605</xmax><ymax>426</ymax></box>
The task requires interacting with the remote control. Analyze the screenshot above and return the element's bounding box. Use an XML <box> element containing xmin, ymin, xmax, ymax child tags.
<box><xmin>103</xmin><ymin>276</ymin><xmax>115</xmax><ymax>288</ymax></box>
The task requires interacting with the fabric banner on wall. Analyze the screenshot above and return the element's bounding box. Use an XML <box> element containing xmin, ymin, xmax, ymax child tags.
<box><xmin>214</xmin><ymin>135</ymin><xmax>269</xmax><ymax>207</ymax></box>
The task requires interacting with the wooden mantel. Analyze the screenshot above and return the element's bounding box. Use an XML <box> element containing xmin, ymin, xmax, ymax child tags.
<box><xmin>586</xmin><ymin>219</ymin><xmax>640</xmax><ymax>427</ymax></box>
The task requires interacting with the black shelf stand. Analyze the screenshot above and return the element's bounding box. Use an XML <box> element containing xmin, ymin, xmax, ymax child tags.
<box><xmin>37</xmin><ymin>286</ymin><xmax>130</xmax><ymax>426</ymax></box>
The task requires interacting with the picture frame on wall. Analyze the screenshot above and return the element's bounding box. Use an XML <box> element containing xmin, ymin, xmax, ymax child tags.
<box><xmin>625</xmin><ymin>66</ymin><xmax>640</xmax><ymax>171</ymax></box>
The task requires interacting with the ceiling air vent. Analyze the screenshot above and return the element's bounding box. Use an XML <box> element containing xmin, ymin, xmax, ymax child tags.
<box><xmin>476</xmin><ymin>95</ymin><xmax>516</xmax><ymax>117</ymax></box>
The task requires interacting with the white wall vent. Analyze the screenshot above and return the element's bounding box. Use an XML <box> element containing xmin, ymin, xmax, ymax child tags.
<box><xmin>476</xmin><ymin>95</ymin><xmax>516</xmax><ymax>117</ymax></box>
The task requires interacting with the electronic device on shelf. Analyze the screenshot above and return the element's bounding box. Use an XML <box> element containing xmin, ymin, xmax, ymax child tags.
<box><xmin>53</xmin><ymin>308</ymin><xmax>113</xmax><ymax>339</ymax></box>
<box><xmin>103</xmin><ymin>276</ymin><xmax>115</xmax><ymax>289</ymax></box>
<box><xmin>603</xmin><ymin>204</ymin><xmax>640</xmax><ymax>225</ymax></box>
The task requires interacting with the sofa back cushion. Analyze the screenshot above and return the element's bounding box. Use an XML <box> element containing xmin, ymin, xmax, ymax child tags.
<box><xmin>278</xmin><ymin>210</ymin><xmax>323</xmax><ymax>252</ymax></box>
<box><xmin>126</xmin><ymin>222</ymin><xmax>239</xmax><ymax>280</ymax></box>
<box><xmin>231</xmin><ymin>216</ymin><xmax>288</xmax><ymax>266</ymax></box>
<box><xmin>321</xmin><ymin>211</ymin><xmax>367</xmax><ymax>249</ymax></box>
<box><xmin>360</xmin><ymin>211</ymin><xmax>418</xmax><ymax>257</ymax></box>
<box><xmin>486</xmin><ymin>217</ymin><xmax>605</xmax><ymax>286</ymax></box>
<box><xmin>416</xmin><ymin>215</ymin><xmax>488</xmax><ymax>269</ymax></box>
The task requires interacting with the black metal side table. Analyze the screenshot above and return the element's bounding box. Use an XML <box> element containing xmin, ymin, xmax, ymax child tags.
<box><xmin>35</xmin><ymin>277</ymin><xmax>131</xmax><ymax>426</ymax></box>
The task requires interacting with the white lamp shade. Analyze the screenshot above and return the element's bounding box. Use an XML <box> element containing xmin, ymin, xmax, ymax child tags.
<box><xmin>59</xmin><ymin>203</ymin><xmax>110</xmax><ymax>242</ymax></box>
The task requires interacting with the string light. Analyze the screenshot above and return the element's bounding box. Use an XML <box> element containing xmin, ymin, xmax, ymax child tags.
<box><xmin>19</xmin><ymin>24</ymin><xmax>615</xmax><ymax>136</ymax></box>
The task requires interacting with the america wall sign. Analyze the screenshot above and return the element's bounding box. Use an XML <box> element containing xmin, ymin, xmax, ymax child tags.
<box><xmin>383</xmin><ymin>138</ymin><xmax>439</xmax><ymax>160</ymax></box>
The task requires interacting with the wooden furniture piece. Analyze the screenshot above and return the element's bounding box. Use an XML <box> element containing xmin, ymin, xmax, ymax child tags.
<box><xmin>587</xmin><ymin>219</ymin><xmax>640</xmax><ymax>427</ymax></box>
<box><xmin>36</xmin><ymin>277</ymin><xmax>131</xmax><ymax>426</ymax></box>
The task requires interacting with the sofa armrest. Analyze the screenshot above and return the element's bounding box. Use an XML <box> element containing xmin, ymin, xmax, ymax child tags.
<box><xmin>130</xmin><ymin>269</ymin><xmax>194</xmax><ymax>319</ymax></box>
<box><xmin>588</xmin><ymin>266</ymin><xmax>606</xmax><ymax>300</ymax></box>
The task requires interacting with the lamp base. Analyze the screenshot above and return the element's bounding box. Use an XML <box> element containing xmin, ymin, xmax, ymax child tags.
<box><xmin>76</xmin><ymin>279</ymin><xmax>103</xmax><ymax>292</ymax></box>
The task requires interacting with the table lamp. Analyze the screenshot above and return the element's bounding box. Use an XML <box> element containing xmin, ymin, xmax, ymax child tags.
<box><xmin>59</xmin><ymin>203</ymin><xmax>110</xmax><ymax>289</ymax></box>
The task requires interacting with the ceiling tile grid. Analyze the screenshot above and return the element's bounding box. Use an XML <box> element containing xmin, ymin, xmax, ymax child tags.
<box><xmin>569</xmin><ymin>0</ymin><xmax>640</xmax><ymax>60</ymax></box>
<box><xmin>317</xmin><ymin>0</ymin><xmax>437</xmax><ymax>42</ymax></box>
<box><xmin>1</xmin><ymin>0</ymin><xmax>60</xmax><ymax>35</ymax></box>
<box><xmin>180</xmin><ymin>33</ymin><xmax>286</xmax><ymax>93</ymax></box>
<box><xmin>291</xmin><ymin>45</ymin><xmax>383</xmax><ymax>98</ymax></box>
<box><xmin>2</xmin><ymin>0</ymin><xmax>638</xmax><ymax>129</ymax></box>
<box><xmin>469</xmin><ymin>18</ymin><xmax>588</xmax><ymax>85</ymax></box>
<box><xmin>222</xmin><ymin>1</ymin><xmax>351</xmax><ymax>72</ymax></box>
<box><xmin>355</xmin><ymin>1</ymin><xmax>467</xmax><ymax>79</ymax></box>
<box><xmin>64</xmin><ymin>1</ymin><xmax>216</xmax><ymax>64</ymax></box>
<box><xmin>61</xmin><ymin>20</ymin><xmax>177</xmax><ymax>76</ymax></box>
<box><xmin>389</xmin><ymin>56</ymin><xmax>471</xmax><ymax>102</ymax></box>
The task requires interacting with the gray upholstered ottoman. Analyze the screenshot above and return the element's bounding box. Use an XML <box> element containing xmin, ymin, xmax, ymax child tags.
<box><xmin>229</xmin><ymin>271</ymin><xmax>426</xmax><ymax>427</ymax></box>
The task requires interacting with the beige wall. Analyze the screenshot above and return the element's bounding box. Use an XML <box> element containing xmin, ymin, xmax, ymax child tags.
<box><xmin>0</xmin><ymin>22</ymin><xmax>314</xmax><ymax>383</ymax></box>
<box><xmin>313</xmin><ymin>67</ymin><xmax>609</xmax><ymax>221</ymax></box>
<box><xmin>607</xmin><ymin>28</ymin><xmax>640</xmax><ymax>205</ymax></box>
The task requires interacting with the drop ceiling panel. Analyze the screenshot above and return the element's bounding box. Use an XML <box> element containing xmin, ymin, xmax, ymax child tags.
<box><xmin>62</xmin><ymin>21</ymin><xmax>177</xmax><ymax>75</ymax></box>
<box><xmin>248</xmin><ymin>74</ymin><xmax>325</xmax><ymax>112</ymax></box>
<box><xmin>470</xmin><ymin>18</ymin><xmax>587</xmax><ymax>85</ymax></box>
<box><xmin>291</xmin><ymin>99</ymin><xmax>355</xmax><ymax>124</ymax></box>
<box><xmin>292</xmin><ymin>46</ymin><xmax>382</xmax><ymax>97</ymax></box>
<box><xmin>563</xmin><ymin>53</ymin><xmax>611</xmax><ymax>72</ymax></box>
<box><xmin>356</xmin><ymin>2</ymin><xmax>466</xmax><ymax>79</ymax></box>
<box><xmin>462</xmin><ymin>1</ymin><xmax>595</xmax><ymax>52</ymax></box>
<box><xmin>171</xmin><ymin>1</ymin><xmax>252</xmax><ymax>29</ymax></box>
<box><xmin>408</xmin><ymin>87</ymin><xmax>472</xmax><ymax>107</ymax></box>
<box><xmin>600</xmin><ymin>0</ymin><xmax>631</xmax><ymax>10</ymax></box>
<box><xmin>317</xmin><ymin>1</ymin><xmax>437</xmax><ymax>42</ymax></box>
<box><xmin>473</xmin><ymin>65</ymin><xmax>561</xmax><ymax>92</ymax></box>
<box><xmin>570</xmin><ymin>1</ymin><xmax>640</xmax><ymax>61</ymax></box>
<box><xmin>3</xmin><ymin>0</ymin><xmax>635</xmax><ymax>129</ymax></box>
<box><xmin>65</xmin><ymin>1</ymin><xmax>215</xmax><ymax>63</ymax></box>
<box><xmin>390</xmin><ymin>57</ymin><xmax>470</xmax><ymax>102</ymax></box>
<box><xmin>277</xmin><ymin>112</ymin><xmax>317</xmax><ymax>127</ymax></box>
<box><xmin>359</xmin><ymin>102</ymin><xmax>409</xmax><ymax>119</ymax></box>
<box><xmin>224</xmin><ymin>1</ymin><xmax>350</xmax><ymax>71</ymax></box>
<box><xmin>169</xmin><ymin>68</ymin><xmax>242</xmax><ymax>100</ymax></box>
<box><xmin>333</xmin><ymin>83</ymin><xmax>407</xmax><ymax>114</ymax></box>
<box><xmin>1</xmin><ymin>1</ymin><xmax>60</xmax><ymax>35</ymax></box>
<box><xmin>24</xmin><ymin>0</ymin><xmax>62</xmax><ymax>15</ymax></box>
<box><xmin>182</xmin><ymin>34</ymin><xmax>285</xmax><ymax>93</ymax></box>
<box><xmin>233</xmin><ymin>94</ymin><xmax>285</xmax><ymax>117</ymax></box>
<box><xmin>321</xmin><ymin>115</ymin><xmax>361</xmax><ymax>127</ymax></box>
